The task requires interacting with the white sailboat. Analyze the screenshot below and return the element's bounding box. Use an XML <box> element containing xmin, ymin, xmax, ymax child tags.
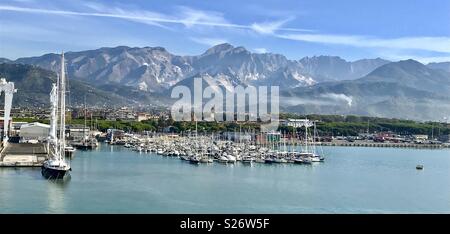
<box><xmin>311</xmin><ymin>121</ymin><xmax>325</xmax><ymax>162</ymax></box>
<box><xmin>42</xmin><ymin>52</ymin><xmax>71</xmax><ymax>179</ymax></box>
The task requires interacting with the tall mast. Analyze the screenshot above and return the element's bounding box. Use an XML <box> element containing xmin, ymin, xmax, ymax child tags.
<box><xmin>84</xmin><ymin>95</ymin><xmax>87</xmax><ymax>140</ymax></box>
<box><xmin>59</xmin><ymin>52</ymin><xmax>66</xmax><ymax>161</ymax></box>
<box><xmin>313</xmin><ymin>121</ymin><xmax>317</xmax><ymax>154</ymax></box>
<box><xmin>49</xmin><ymin>83</ymin><xmax>58</xmax><ymax>148</ymax></box>
<box><xmin>305</xmin><ymin>119</ymin><xmax>308</xmax><ymax>153</ymax></box>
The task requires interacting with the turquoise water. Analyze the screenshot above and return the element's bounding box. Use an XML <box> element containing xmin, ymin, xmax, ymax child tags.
<box><xmin>0</xmin><ymin>144</ymin><xmax>449</xmax><ymax>213</ymax></box>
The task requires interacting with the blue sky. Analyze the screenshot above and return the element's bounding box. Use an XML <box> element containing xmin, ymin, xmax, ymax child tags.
<box><xmin>1</xmin><ymin>0</ymin><xmax>449</xmax><ymax>63</ymax></box>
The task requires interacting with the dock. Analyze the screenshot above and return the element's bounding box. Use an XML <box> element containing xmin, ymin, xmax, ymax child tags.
<box><xmin>318</xmin><ymin>140</ymin><xmax>450</xmax><ymax>149</ymax></box>
<box><xmin>0</xmin><ymin>143</ymin><xmax>48</xmax><ymax>167</ymax></box>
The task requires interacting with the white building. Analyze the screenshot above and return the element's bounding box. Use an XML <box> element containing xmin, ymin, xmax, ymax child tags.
<box><xmin>281</xmin><ymin>119</ymin><xmax>314</xmax><ymax>128</ymax></box>
<box><xmin>19</xmin><ymin>122</ymin><xmax>50</xmax><ymax>141</ymax></box>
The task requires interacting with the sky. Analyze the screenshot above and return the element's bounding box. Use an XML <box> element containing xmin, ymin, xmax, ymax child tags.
<box><xmin>0</xmin><ymin>0</ymin><xmax>449</xmax><ymax>63</ymax></box>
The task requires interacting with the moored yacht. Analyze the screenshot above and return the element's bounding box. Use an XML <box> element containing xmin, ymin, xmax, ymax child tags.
<box><xmin>264</xmin><ymin>156</ymin><xmax>275</xmax><ymax>164</ymax></box>
<box><xmin>226</xmin><ymin>153</ymin><xmax>237</xmax><ymax>163</ymax></box>
<box><xmin>42</xmin><ymin>52</ymin><xmax>71</xmax><ymax>180</ymax></box>
<box><xmin>242</xmin><ymin>156</ymin><xmax>254</xmax><ymax>164</ymax></box>
<box><xmin>64</xmin><ymin>145</ymin><xmax>76</xmax><ymax>157</ymax></box>
<box><xmin>189</xmin><ymin>155</ymin><xmax>200</xmax><ymax>164</ymax></box>
<box><xmin>218</xmin><ymin>155</ymin><xmax>228</xmax><ymax>163</ymax></box>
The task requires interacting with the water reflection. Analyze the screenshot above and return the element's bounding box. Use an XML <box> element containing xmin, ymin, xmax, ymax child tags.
<box><xmin>2</xmin><ymin>145</ymin><xmax>449</xmax><ymax>213</ymax></box>
<box><xmin>45</xmin><ymin>175</ymin><xmax>70</xmax><ymax>213</ymax></box>
<box><xmin>0</xmin><ymin>167</ymin><xmax>42</xmax><ymax>179</ymax></box>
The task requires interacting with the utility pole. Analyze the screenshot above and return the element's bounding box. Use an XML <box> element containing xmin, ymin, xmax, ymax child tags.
<box><xmin>367</xmin><ymin>119</ymin><xmax>370</xmax><ymax>134</ymax></box>
<box><xmin>431</xmin><ymin>123</ymin><xmax>434</xmax><ymax>140</ymax></box>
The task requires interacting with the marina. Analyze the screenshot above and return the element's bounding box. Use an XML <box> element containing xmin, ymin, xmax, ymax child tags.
<box><xmin>120</xmin><ymin>128</ymin><xmax>325</xmax><ymax>165</ymax></box>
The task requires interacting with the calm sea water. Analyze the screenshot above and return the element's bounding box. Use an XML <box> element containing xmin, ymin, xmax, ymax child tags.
<box><xmin>1</xmin><ymin>144</ymin><xmax>449</xmax><ymax>213</ymax></box>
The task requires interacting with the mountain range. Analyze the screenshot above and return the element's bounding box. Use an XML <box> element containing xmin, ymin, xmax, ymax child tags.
<box><xmin>284</xmin><ymin>60</ymin><xmax>450</xmax><ymax>120</ymax></box>
<box><xmin>5</xmin><ymin>44</ymin><xmax>395</xmax><ymax>92</ymax></box>
<box><xmin>1</xmin><ymin>44</ymin><xmax>449</xmax><ymax>120</ymax></box>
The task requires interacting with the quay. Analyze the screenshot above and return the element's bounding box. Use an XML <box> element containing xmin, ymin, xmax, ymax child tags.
<box><xmin>318</xmin><ymin>140</ymin><xmax>450</xmax><ymax>149</ymax></box>
<box><xmin>0</xmin><ymin>142</ymin><xmax>48</xmax><ymax>167</ymax></box>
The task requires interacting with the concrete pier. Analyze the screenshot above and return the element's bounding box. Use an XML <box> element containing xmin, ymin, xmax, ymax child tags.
<box><xmin>0</xmin><ymin>143</ymin><xmax>48</xmax><ymax>167</ymax></box>
<box><xmin>316</xmin><ymin>140</ymin><xmax>449</xmax><ymax>149</ymax></box>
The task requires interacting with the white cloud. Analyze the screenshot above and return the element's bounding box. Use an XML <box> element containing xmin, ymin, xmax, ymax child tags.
<box><xmin>0</xmin><ymin>4</ymin><xmax>310</xmax><ymax>33</ymax></box>
<box><xmin>320</xmin><ymin>93</ymin><xmax>353</xmax><ymax>107</ymax></box>
<box><xmin>176</xmin><ymin>6</ymin><xmax>229</xmax><ymax>28</ymax></box>
<box><xmin>83</xmin><ymin>2</ymin><xmax>170</xmax><ymax>29</ymax></box>
<box><xmin>190</xmin><ymin>37</ymin><xmax>228</xmax><ymax>47</ymax></box>
<box><xmin>11</xmin><ymin>0</ymin><xmax>35</xmax><ymax>2</ymax></box>
<box><xmin>251</xmin><ymin>17</ymin><xmax>293</xmax><ymax>34</ymax></box>
<box><xmin>253</xmin><ymin>48</ymin><xmax>267</xmax><ymax>53</ymax></box>
<box><xmin>0</xmin><ymin>5</ymin><xmax>244</xmax><ymax>30</ymax></box>
<box><xmin>2</xmin><ymin>3</ymin><xmax>448</xmax><ymax>62</ymax></box>
<box><xmin>277</xmin><ymin>33</ymin><xmax>450</xmax><ymax>54</ymax></box>
<box><xmin>282</xmin><ymin>95</ymin><xmax>352</xmax><ymax>107</ymax></box>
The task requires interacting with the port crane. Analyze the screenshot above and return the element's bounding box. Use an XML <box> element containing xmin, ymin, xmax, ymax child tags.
<box><xmin>0</xmin><ymin>78</ymin><xmax>17</xmax><ymax>144</ymax></box>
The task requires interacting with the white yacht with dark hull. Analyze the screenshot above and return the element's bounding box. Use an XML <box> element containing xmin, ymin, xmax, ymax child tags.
<box><xmin>42</xmin><ymin>52</ymin><xmax>71</xmax><ymax>180</ymax></box>
<box><xmin>42</xmin><ymin>159</ymin><xmax>71</xmax><ymax>179</ymax></box>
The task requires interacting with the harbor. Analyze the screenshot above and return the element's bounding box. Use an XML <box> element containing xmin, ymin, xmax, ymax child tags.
<box><xmin>0</xmin><ymin>51</ymin><xmax>448</xmax><ymax>214</ymax></box>
<box><xmin>1</xmin><ymin>121</ymin><xmax>449</xmax><ymax>168</ymax></box>
<box><xmin>0</xmin><ymin>56</ymin><xmax>448</xmax><ymax>215</ymax></box>
<box><xmin>1</xmin><ymin>143</ymin><xmax>449</xmax><ymax>213</ymax></box>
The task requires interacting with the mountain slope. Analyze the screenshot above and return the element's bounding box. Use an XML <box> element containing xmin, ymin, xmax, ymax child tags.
<box><xmin>0</xmin><ymin>63</ymin><xmax>133</xmax><ymax>107</ymax></box>
<box><xmin>298</xmin><ymin>56</ymin><xmax>390</xmax><ymax>81</ymax></box>
<box><xmin>427</xmin><ymin>62</ymin><xmax>450</xmax><ymax>73</ymax></box>
<box><xmin>15</xmin><ymin>46</ymin><xmax>192</xmax><ymax>93</ymax></box>
<box><xmin>0</xmin><ymin>58</ymin><xmax>11</xmax><ymax>63</ymax></box>
<box><xmin>284</xmin><ymin>60</ymin><xmax>450</xmax><ymax>120</ymax></box>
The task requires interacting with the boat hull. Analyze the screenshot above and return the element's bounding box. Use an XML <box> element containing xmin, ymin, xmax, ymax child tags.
<box><xmin>293</xmin><ymin>160</ymin><xmax>303</xmax><ymax>164</ymax></box>
<box><xmin>264</xmin><ymin>159</ymin><xmax>275</xmax><ymax>164</ymax></box>
<box><xmin>41</xmin><ymin>166</ymin><xmax>70</xmax><ymax>179</ymax></box>
<box><xmin>200</xmin><ymin>158</ymin><xmax>210</xmax><ymax>163</ymax></box>
<box><xmin>73</xmin><ymin>144</ymin><xmax>95</xmax><ymax>150</ymax></box>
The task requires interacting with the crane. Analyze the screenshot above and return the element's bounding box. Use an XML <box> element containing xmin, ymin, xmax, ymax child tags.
<box><xmin>0</xmin><ymin>78</ymin><xmax>17</xmax><ymax>144</ymax></box>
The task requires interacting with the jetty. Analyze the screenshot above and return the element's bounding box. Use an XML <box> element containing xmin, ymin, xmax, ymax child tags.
<box><xmin>0</xmin><ymin>142</ymin><xmax>48</xmax><ymax>167</ymax></box>
<box><xmin>318</xmin><ymin>140</ymin><xmax>450</xmax><ymax>149</ymax></box>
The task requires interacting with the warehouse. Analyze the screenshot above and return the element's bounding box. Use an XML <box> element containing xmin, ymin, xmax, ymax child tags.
<box><xmin>19</xmin><ymin>122</ymin><xmax>50</xmax><ymax>142</ymax></box>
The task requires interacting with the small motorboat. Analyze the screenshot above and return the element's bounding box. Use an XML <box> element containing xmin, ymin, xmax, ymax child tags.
<box><xmin>242</xmin><ymin>156</ymin><xmax>254</xmax><ymax>164</ymax></box>
<box><xmin>180</xmin><ymin>155</ymin><xmax>190</xmax><ymax>161</ymax></box>
<box><xmin>218</xmin><ymin>156</ymin><xmax>228</xmax><ymax>163</ymax></box>
<box><xmin>226</xmin><ymin>155</ymin><xmax>236</xmax><ymax>163</ymax></box>
<box><xmin>254</xmin><ymin>158</ymin><xmax>265</xmax><ymax>163</ymax></box>
<box><xmin>64</xmin><ymin>145</ymin><xmax>76</xmax><ymax>157</ymax></box>
<box><xmin>189</xmin><ymin>155</ymin><xmax>200</xmax><ymax>164</ymax></box>
<box><xmin>264</xmin><ymin>157</ymin><xmax>275</xmax><ymax>164</ymax></box>
<box><xmin>293</xmin><ymin>158</ymin><xmax>304</xmax><ymax>164</ymax></box>
<box><xmin>200</xmin><ymin>157</ymin><xmax>211</xmax><ymax>163</ymax></box>
<box><xmin>416</xmin><ymin>165</ymin><xmax>424</xmax><ymax>170</ymax></box>
<box><xmin>274</xmin><ymin>157</ymin><xmax>287</xmax><ymax>163</ymax></box>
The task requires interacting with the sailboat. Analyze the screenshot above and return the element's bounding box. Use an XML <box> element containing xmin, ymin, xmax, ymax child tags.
<box><xmin>42</xmin><ymin>52</ymin><xmax>71</xmax><ymax>179</ymax></box>
<box><xmin>73</xmin><ymin>97</ymin><xmax>98</xmax><ymax>150</ymax></box>
<box><xmin>311</xmin><ymin>121</ymin><xmax>325</xmax><ymax>162</ymax></box>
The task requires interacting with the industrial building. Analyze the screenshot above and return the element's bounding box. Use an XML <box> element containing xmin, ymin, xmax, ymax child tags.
<box><xmin>18</xmin><ymin>122</ymin><xmax>50</xmax><ymax>142</ymax></box>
